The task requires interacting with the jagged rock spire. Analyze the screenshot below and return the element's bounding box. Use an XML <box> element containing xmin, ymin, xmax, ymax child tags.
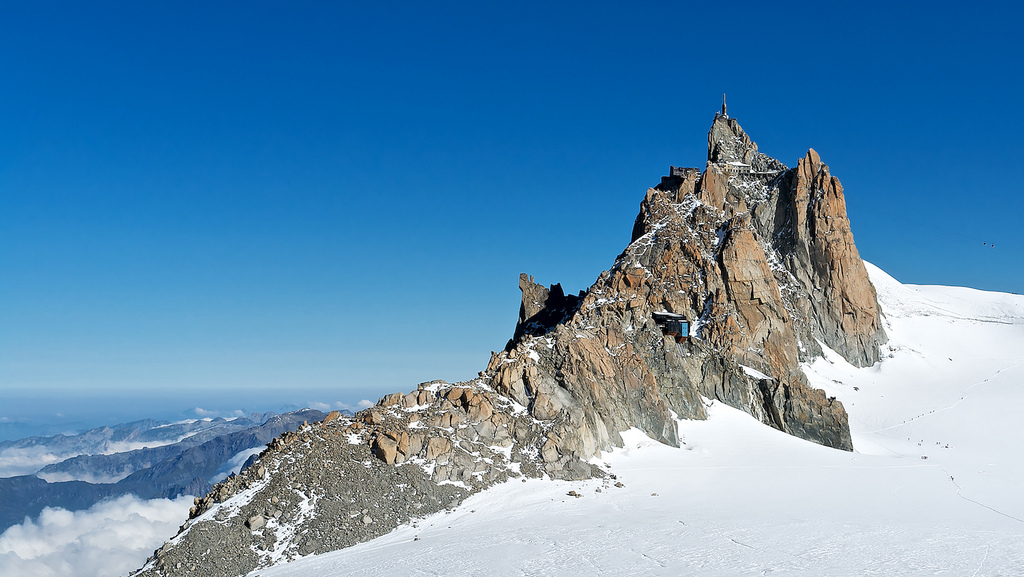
<box><xmin>707</xmin><ymin>113</ymin><xmax>758</xmax><ymax>165</ymax></box>
<box><xmin>777</xmin><ymin>148</ymin><xmax>886</xmax><ymax>367</ymax></box>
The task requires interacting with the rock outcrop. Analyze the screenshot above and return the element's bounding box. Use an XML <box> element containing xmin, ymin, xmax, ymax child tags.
<box><xmin>134</xmin><ymin>109</ymin><xmax>884</xmax><ymax>577</ymax></box>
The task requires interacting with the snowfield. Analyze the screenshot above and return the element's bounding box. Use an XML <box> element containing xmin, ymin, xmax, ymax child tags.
<box><xmin>250</xmin><ymin>264</ymin><xmax>1024</xmax><ymax>576</ymax></box>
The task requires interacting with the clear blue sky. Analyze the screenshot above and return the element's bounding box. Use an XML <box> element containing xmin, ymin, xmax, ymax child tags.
<box><xmin>2</xmin><ymin>1</ymin><xmax>1022</xmax><ymax>437</ymax></box>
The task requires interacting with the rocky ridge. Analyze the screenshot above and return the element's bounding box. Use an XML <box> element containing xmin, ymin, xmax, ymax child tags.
<box><xmin>135</xmin><ymin>110</ymin><xmax>885</xmax><ymax>577</ymax></box>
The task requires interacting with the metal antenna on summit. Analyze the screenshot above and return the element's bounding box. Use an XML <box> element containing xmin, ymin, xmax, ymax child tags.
<box><xmin>722</xmin><ymin>93</ymin><xmax>727</xmax><ymax>117</ymax></box>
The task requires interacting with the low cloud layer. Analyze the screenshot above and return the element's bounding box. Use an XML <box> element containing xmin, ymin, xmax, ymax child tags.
<box><xmin>1</xmin><ymin>438</ymin><xmax>184</xmax><ymax>480</ymax></box>
<box><xmin>0</xmin><ymin>448</ymin><xmax>67</xmax><ymax>478</ymax></box>
<box><xmin>0</xmin><ymin>495</ymin><xmax>192</xmax><ymax>577</ymax></box>
<box><xmin>209</xmin><ymin>445</ymin><xmax>266</xmax><ymax>484</ymax></box>
<box><xmin>192</xmin><ymin>407</ymin><xmax>246</xmax><ymax>418</ymax></box>
<box><xmin>308</xmin><ymin>400</ymin><xmax>373</xmax><ymax>414</ymax></box>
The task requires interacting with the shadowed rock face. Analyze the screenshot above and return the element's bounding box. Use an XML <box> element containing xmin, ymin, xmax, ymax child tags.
<box><xmin>134</xmin><ymin>111</ymin><xmax>883</xmax><ymax>577</ymax></box>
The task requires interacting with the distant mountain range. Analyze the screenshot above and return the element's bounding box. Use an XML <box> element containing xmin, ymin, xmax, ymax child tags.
<box><xmin>0</xmin><ymin>409</ymin><xmax>331</xmax><ymax>532</ymax></box>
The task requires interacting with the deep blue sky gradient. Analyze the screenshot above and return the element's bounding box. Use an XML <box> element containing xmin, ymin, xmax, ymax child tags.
<box><xmin>2</xmin><ymin>1</ymin><xmax>1022</xmax><ymax>436</ymax></box>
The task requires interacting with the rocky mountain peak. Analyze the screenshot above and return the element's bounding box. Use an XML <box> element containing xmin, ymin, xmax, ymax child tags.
<box><xmin>487</xmin><ymin>109</ymin><xmax>887</xmax><ymax>462</ymax></box>
<box><xmin>134</xmin><ymin>108</ymin><xmax>887</xmax><ymax>577</ymax></box>
<box><xmin>708</xmin><ymin>113</ymin><xmax>758</xmax><ymax>164</ymax></box>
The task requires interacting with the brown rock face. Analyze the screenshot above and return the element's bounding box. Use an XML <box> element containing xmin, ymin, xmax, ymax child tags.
<box><xmin>718</xmin><ymin>217</ymin><xmax>799</xmax><ymax>377</ymax></box>
<box><xmin>779</xmin><ymin>149</ymin><xmax>886</xmax><ymax>366</ymax></box>
<box><xmin>371</xmin><ymin>434</ymin><xmax>399</xmax><ymax>464</ymax></box>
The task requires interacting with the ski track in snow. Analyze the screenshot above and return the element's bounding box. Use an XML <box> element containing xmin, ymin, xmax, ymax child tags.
<box><xmin>941</xmin><ymin>465</ymin><xmax>1024</xmax><ymax>525</ymax></box>
<box><xmin>863</xmin><ymin>362</ymin><xmax>1019</xmax><ymax>435</ymax></box>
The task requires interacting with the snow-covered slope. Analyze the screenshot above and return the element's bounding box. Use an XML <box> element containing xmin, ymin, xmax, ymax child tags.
<box><xmin>250</xmin><ymin>264</ymin><xmax>1024</xmax><ymax>576</ymax></box>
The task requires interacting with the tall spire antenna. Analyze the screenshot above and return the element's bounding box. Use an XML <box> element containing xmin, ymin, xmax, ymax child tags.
<box><xmin>722</xmin><ymin>93</ymin><xmax>727</xmax><ymax>117</ymax></box>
